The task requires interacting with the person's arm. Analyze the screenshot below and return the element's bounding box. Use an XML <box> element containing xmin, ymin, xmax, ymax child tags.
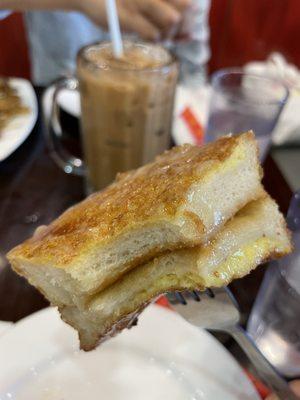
<box><xmin>0</xmin><ymin>0</ymin><xmax>79</xmax><ymax>12</ymax></box>
<box><xmin>0</xmin><ymin>0</ymin><xmax>191</xmax><ymax>41</ymax></box>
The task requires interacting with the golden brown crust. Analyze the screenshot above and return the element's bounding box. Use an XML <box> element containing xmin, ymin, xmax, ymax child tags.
<box><xmin>8</xmin><ymin>133</ymin><xmax>254</xmax><ymax>269</ymax></box>
<box><xmin>182</xmin><ymin>211</ymin><xmax>205</xmax><ymax>234</ymax></box>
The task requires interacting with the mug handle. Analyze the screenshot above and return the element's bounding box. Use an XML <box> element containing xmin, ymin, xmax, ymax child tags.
<box><xmin>45</xmin><ymin>77</ymin><xmax>85</xmax><ymax>176</ymax></box>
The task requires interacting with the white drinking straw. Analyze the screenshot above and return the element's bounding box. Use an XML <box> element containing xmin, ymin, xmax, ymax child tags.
<box><xmin>105</xmin><ymin>0</ymin><xmax>123</xmax><ymax>58</ymax></box>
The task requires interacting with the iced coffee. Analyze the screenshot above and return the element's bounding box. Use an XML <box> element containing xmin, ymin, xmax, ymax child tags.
<box><xmin>77</xmin><ymin>41</ymin><xmax>178</xmax><ymax>191</ymax></box>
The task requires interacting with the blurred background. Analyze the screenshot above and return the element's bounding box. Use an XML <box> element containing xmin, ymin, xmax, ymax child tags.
<box><xmin>1</xmin><ymin>0</ymin><xmax>299</xmax><ymax>190</ymax></box>
<box><xmin>1</xmin><ymin>0</ymin><xmax>300</xmax><ymax>79</ymax></box>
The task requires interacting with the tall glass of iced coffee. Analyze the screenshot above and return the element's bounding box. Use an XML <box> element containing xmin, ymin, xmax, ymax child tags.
<box><xmin>48</xmin><ymin>41</ymin><xmax>178</xmax><ymax>192</ymax></box>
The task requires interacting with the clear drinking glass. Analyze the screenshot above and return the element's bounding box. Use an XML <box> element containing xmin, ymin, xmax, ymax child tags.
<box><xmin>47</xmin><ymin>41</ymin><xmax>178</xmax><ymax>192</ymax></box>
<box><xmin>247</xmin><ymin>191</ymin><xmax>300</xmax><ymax>378</ymax></box>
<box><xmin>205</xmin><ymin>68</ymin><xmax>289</xmax><ymax>160</ymax></box>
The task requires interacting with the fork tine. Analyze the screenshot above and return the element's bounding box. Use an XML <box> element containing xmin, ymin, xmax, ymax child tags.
<box><xmin>175</xmin><ymin>291</ymin><xmax>187</xmax><ymax>305</ymax></box>
<box><xmin>205</xmin><ymin>288</ymin><xmax>215</xmax><ymax>298</ymax></box>
<box><xmin>191</xmin><ymin>290</ymin><xmax>201</xmax><ymax>301</ymax></box>
<box><xmin>166</xmin><ymin>292</ymin><xmax>177</xmax><ymax>304</ymax></box>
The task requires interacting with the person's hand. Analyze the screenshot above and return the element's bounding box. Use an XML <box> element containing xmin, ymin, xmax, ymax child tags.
<box><xmin>78</xmin><ymin>0</ymin><xmax>191</xmax><ymax>41</ymax></box>
<box><xmin>265</xmin><ymin>380</ymin><xmax>300</xmax><ymax>400</ymax></box>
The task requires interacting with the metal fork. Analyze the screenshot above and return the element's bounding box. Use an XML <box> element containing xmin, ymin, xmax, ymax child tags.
<box><xmin>167</xmin><ymin>288</ymin><xmax>299</xmax><ymax>400</ymax></box>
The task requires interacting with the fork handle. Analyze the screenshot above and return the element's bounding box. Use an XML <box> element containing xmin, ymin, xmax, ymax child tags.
<box><xmin>229</xmin><ymin>325</ymin><xmax>299</xmax><ymax>400</ymax></box>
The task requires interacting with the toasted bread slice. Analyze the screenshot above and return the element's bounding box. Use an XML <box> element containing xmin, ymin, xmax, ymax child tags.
<box><xmin>8</xmin><ymin>132</ymin><xmax>264</xmax><ymax>307</ymax></box>
<box><xmin>59</xmin><ymin>196</ymin><xmax>292</xmax><ymax>351</ymax></box>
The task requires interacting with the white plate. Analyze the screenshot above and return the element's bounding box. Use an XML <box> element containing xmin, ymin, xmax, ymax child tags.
<box><xmin>0</xmin><ymin>305</ymin><xmax>259</xmax><ymax>400</ymax></box>
<box><xmin>0</xmin><ymin>78</ymin><xmax>38</xmax><ymax>162</ymax></box>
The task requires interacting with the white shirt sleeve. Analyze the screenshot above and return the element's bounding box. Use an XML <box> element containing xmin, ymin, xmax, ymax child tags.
<box><xmin>172</xmin><ymin>0</ymin><xmax>211</xmax><ymax>86</ymax></box>
<box><xmin>0</xmin><ymin>10</ymin><xmax>12</xmax><ymax>19</ymax></box>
